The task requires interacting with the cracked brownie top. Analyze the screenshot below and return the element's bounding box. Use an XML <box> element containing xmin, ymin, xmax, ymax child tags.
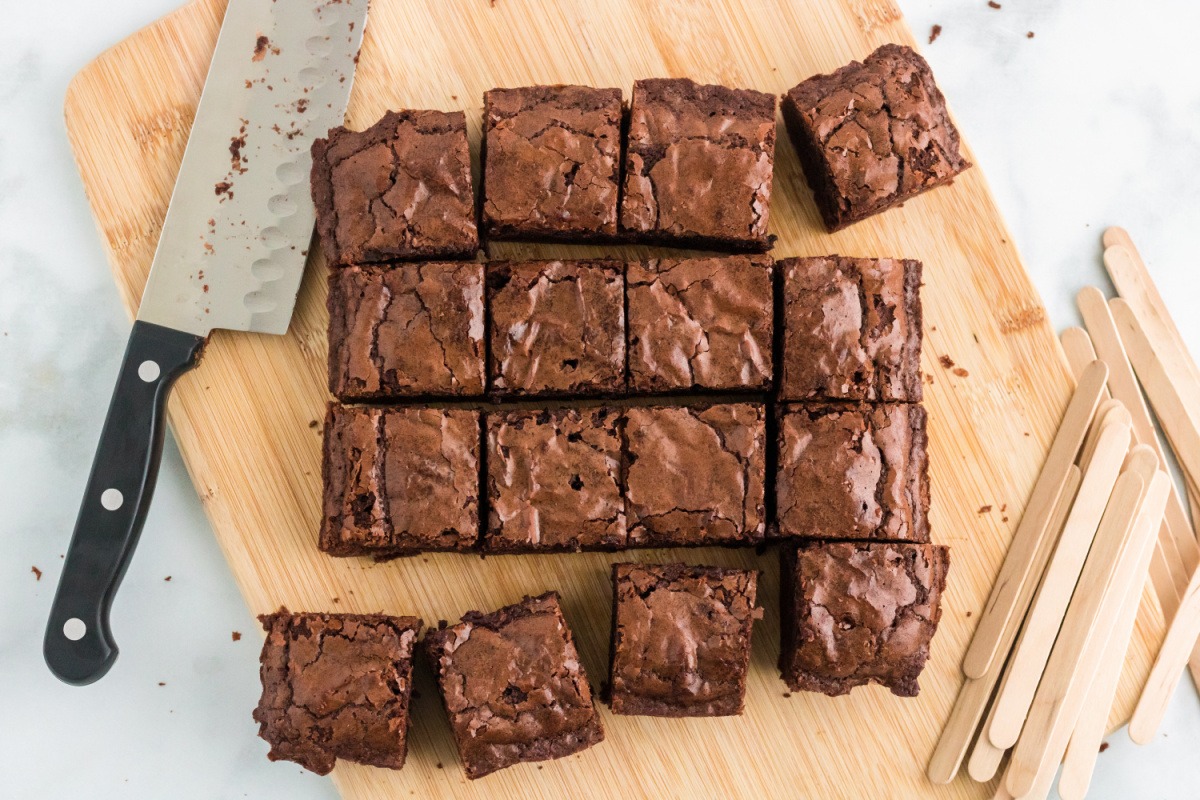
<box><xmin>775</xmin><ymin>403</ymin><xmax>929</xmax><ymax>542</ymax></box>
<box><xmin>254</xmin><ymin>609</ymin><xmax>423</xmax><ymax>775</ymax></box>
<box><xmin>485</xmin><ymin>407</ymin><xmax>626</xmax><ymax>552</ymax></box>
<box><xmin>488</xmin><ymin>260</ymin><xmax>626</xmax><ymax>396</ymax></box>
<box><xmin>608</xmin><ymin>562</ymin><xmax>760</xmax><ymax>717</ymax></box>
<box><xmin>779</xmin><ymin>255</ymin><xmax>923</xmax><ymax>402</ymax></box>
<box><xmin>320</xmin><ymin>404</ymin><xmax>480</xmax><ymax>558</ymax></box>
<box><xmin>627</xmin><ymin>255</ymin><xmax>774</xmax><ymax>393</ymax></box>
<box><xmin>783</xmin><ymin>44</ymin><xmax>971</xmax><ymax>232</ymax></box>
<box><xmin>423</xmin><ymin>592</ymin><xmax>604</xmax><ymax>779</ymax></box>
<box><xmin>311</xmin><ymin>109</ymin><xmax>479</xmax><ymax>266</ymax></box>
<box><xmin>624</xmin><ymin>403</ymin><xmax>766</xmax><ymax>546</ymax></box>
<box><xmin>327</xmin><ymin>262</ymin><xmax>486</xmax><ymax>401</ymax></box>
<box><xmin>620</xmin><ymin>78</ymin><xmax>776</xmax><ymax>250</ymax></box>
<box><xmin>780</xmin><ymin>541</ymin><xmax>949</xmax><ymax>697</ymax></box>
<box><xmin>483</xmin><ymin>85</ymin><xmax>622</xmax><ymax>240</ymax></box>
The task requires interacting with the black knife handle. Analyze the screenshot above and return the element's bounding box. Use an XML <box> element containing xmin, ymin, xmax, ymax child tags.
<box><xmin>45</xmin><ymin>320</ymin><xmax>205</xmax><ymax>685</ymax></box>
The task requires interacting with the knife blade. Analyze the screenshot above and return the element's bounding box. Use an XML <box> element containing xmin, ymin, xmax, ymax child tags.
<box><xmin>45</xmin><ymin>0</ymin><xmax>369</xmax><ymax>685</ymax></box>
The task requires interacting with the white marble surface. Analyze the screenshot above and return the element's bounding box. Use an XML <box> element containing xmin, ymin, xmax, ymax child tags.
<box><xmin>2</xmin><ymin>1</ymin><xmax>1199</xmax><ymax>797</ymax></box>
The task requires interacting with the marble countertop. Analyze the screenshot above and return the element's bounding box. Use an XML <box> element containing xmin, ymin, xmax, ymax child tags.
<box><xmin>3</xmin><ymin>0</ymin><xmax>1200</xmax><ymax>797</ymax></box>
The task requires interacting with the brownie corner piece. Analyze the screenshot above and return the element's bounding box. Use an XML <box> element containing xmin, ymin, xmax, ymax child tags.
<box><xmin>625</xmin><ymin>403</ymin><xmax>767</xmax><ymax>547</ymax></box>
<box><xmin>775</xmin><ymin>403</ymin><xmax>929</xmax><ymax>543</ymax></box>
<box><xmin>424</xmin><ymin>591</ymin><xmax>604</xmax><ymax>779</ymax></box>
<box><xmin>627</xmin><ymin>255</ymin><xmax>774</xmax><ymax>393</ymax></box>
<box><xmin>487</xmin><ymin>260</ymin><xmax>626</xmax><ymax>396</ymax></box>
<box><xmin>780</xmin><ymin>541</ymin><xmax>949</xmax><ymax>697</ymax></box>
<box><xmin>254</xmin><ymin>608</ymin><xmax>423</xmax><ymax>774</ymax></box>
<box><xmin>779</xmin><ymin>255</ymin><xmax>922</xmax><ymax>402</ymax></box>
<box><xmin>311</xmin><ymin>109</ymin><xmax>479</xmax><ymax>267</ymax></box>
<box><xmin>782</xmin><ymin>43</ymin><xmax>971</xmax><ymax>232</ymax></box>
<box><xmin>482</xmin><ymin>85</ymin><xmax>623</xmax><ymax>241</ymax></box>
<box><xmin>620</xmin><ymin>78</ymin><xmax>776</xmax><ymax>250</ymax></box>
<box><xmin>327</xmin><ymin>262</ymin><xmax>486</xmax><ymax>400</ymax></box>
<box><xmin>485</xmin><ymin>407</ymin><xmax>626</xmax><ymax>553</ymax></box>
<box><xmin>609</xmin><ymin>562</ymin><xmax>759</xmax><ymax>717</ymax></box>
<box><xmin>320</xmin><ymin>404</ymin><xmax>480</xmax><ymax>558</ymax></box>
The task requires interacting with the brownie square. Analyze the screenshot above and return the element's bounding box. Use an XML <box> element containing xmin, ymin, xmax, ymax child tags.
<box><xmin>483</xmin><ymin>86</ymin><xmax>622</xmax><ymax>241</ymax></box>
<box><xmin>327</xmin><ymin>262</ymin><xmax>485</xmax><ymax>401</ymax></box>
<box><xmin>311</xmin><ymin>109</ymin><xmax>479</xmax><ymax>266</ymax></box>
<box><xmin>424</xmin><ymin>592</ymin><xmax>605</xmax><ymax>779</ymax></box>
<box><xmin>782</xmin><ymin>44</ymin><xmax>971</xmax><ymax>232</ymax></box>
<box><xmin>625</xmin><ymin>404</ymin><xmax>767</xmax><ymax>546</ymax></box>
<box><xmin>485</xmin><ymin>407</ymin><xmax>625</xmax><ymax>553</ymax></box>
<box><xmin>775</xmin><ymin>403</ymin><xmax>929</xmax><ymax>542</ymax></box>
<box><xmin>320</xmin><ymin>404</ymin><xmax>480</xmax><ymax>558</ymax></box>
<box><xmin>780</xmin><ymin>541</ymin><xmax>949</xmax><ymax>697</ymax></box>
<box><xmin>488</xmin><ymin>260</ymin><xmax>626</xmax><ymax>396</ymax></box>
<box><xmin>254</xmin><ymin>609</ymin><xmax>423</xmax><ymax>775</ymax></box>
<box><xmin>627</xmin><ymin>255</ymin><xmax>774</xmax><ymax>393</ymax></box>
<box><xmin>620</xmin><ymin>78</ymin><xmax>776</xmax><ymax>251</ymax></box>
<box><xmin>778</xmin><ymin>255</ymin><xmax>922</xmax><ymax>402</ymax></box>
<box><xmin>608</xmin><ymin>563</ymin><xmax>760</xmax><ymax>717</ymax></box>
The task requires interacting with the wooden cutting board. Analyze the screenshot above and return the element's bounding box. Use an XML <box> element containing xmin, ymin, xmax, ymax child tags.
<box><xmin>64</xmin><ymin>0</ymin><xmax>1167</xmax><ymax>797</ymax></box>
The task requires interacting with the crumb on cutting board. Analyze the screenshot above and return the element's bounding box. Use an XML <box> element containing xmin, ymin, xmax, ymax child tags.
<box><xmin>928</xmin><ymin>24</ymin><xmax>942</xmax><ymax>44</ymax></box>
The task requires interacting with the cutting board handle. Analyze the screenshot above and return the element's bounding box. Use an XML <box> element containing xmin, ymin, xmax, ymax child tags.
<box><xmin>44</xmin><ymin>320</ymin><xmax>205</xmax><ymax>685</ymax></box>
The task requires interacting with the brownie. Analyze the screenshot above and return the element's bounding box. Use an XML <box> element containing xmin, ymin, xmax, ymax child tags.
<box><xmin>488</xmin><ymin>260</ymin><xmax>626</xmax><ymax>396</ymax></box>
<box><xmin>320</xmin><ymin>404</ymin><xmax>480</xmax><ymax>558</ymax></box>
<box><xmin>625</xmin><ymin>404</ymin><xmax>767</xmax><ymax>546</ymax></box>
<box><xmin>311</xmin><ymin>109</ymin><xmax>479</xmax><ymax>266</ymax></box>
<box><xmin>482</xmin><ymin>85</ymin><xmax>622</xmax><ymax>241</ymax></box>
<box><xmin>780</xmin><ymin>541</ymin><xmax>949</xmax><ymax>697</ymax></box>
<box><xmin>620</xmin><ymin>78</ymin><xmax>776</xmax><ymax>251</ymax></box>
<box><xmin>782</xmin><ymin>44</ymin><xmax>971</xmax><ymax>232</ymax></box>
<box><xmin>775</xmin><ymin>403</ymin><xmax>929</xmax><ymax>542</ymax></box>
<box><xmin>608</xmin><ymin>563</ymin><xmax>760</xmax><ymax>717</ymax></box>
<box><xmin>627</xmin><ymin>256</ymin><xmax>774</xmax><ymax>393</ymax></box>
<box><xmin>485</xmin><ymin>408</ymin><xmax>625</xmax><ymax>552</ymax></box>
<box><xmin>778</xmin><ymin>255</ymin><xmax>922</xmax><ymax>402</ymax></box>
<box><xmin>327</xmin><ymin>262</ymin><xmax>485</xmax><ymax>401</ymax></box>
<box><xmin>254</xmin><ymin>609</ymin><xmax>423</xmax><ymax>775</ymax></box>
<box><xmin>424</xmin><ymin>592</ymin><xmax>605</xmax><ymax>779</ymax></box>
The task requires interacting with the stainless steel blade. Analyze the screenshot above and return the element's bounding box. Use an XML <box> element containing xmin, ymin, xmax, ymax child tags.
<box><xmin>137</xmin><ymin>0</ymin><xmax>368</xmax><ymax>337</ymax></box>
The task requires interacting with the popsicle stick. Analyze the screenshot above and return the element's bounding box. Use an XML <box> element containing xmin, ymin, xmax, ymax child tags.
<box><xmin>988</xmin><ymin>415</ymin><xmax>1131</xmax><ymax>748</ymax></box>
<box><xmin>1005</xmin><ymin>452</ymin><xmax>1157</xmax><ymax>795</ymax></box>
<box><xmin>1059</xmin><ymin>471</ymin><xmax>1172</xmax><ymax>800</ymax></box>
<box><xmin>1102</xmin><ymin>229</ymin><xmax>1200</xmax><ymax>388</ymax></box>
<box><xmin>1129</xmin><ymin>537</ymin><xmax>1200</xmax><ymax>743</ymax></box>
<box><xmin>963</xmin><ymin>361</ymin><xmax>1109</xmax><ymax>679</ymax></box>
<box><xmin>966</xmin><ymin>694</ymin><xmax>1006</xmax><ymax>781</ymax></box>
<box><xmin>1061</xmin><ymin>327</ymin><xmax>1104</xmax><ymax>385</ymax></box>
<box><xmin>1079</xmin><ymin>286</ymin><xmax>1199</xmax><ymax>579</ymax></box>
<box><xmin>1109</xmin><ymin>298</ymin><xmax>1200</xmax><ymax>503</ymax></box>
<box><xmin>927</xmin><ymin>464</ymin><xmax>1082</xmax><ymax>784</ymax></box>
<box><xmin>1014</xmin><ymin>468</ymin><xmax>1168</xmax><ymax>800</ymax></box>
<box><xmin>1079</xmin><ymin>399</ymin><xmax>1125</xmax><ymax>470</ymax></box>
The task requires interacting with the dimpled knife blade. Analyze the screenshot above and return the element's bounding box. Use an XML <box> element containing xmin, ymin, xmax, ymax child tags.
<box><xmin>137</xmin><ymin>0</ymin><xmax>368</xmax><ymax>336</ymax></box>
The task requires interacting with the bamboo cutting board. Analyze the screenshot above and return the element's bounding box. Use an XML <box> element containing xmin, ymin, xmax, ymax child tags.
<box><xmin>64</xmin><ymin>0</ymin><xmax>1167</xmax><ymax>797</ymax></box>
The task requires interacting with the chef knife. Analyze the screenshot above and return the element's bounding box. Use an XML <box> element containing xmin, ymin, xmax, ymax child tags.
<box><xmin>45</xmin><ymin>0</ymin><xmax>369</xmax><ymax>685</ymax></box>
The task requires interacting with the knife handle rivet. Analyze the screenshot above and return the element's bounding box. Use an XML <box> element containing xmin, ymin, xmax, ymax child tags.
<box><xmin>63</xmin><ymin>618</ymin><xmax>87</xmax><ymax>641</ymax></box>
<box><xmin>137</xmin><ymin>360</ymin><xmax>161</xmax><ymax>382</ymax></box>
<box><xmin>100</xmin><ymin>488</ymin><xmax>124</xmax><ymax>511</ymax></box>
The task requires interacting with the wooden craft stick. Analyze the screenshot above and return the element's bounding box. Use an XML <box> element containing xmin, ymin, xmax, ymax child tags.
<box><xmin>1102</xmin><ymin>229</ymin><xmax>1200</xmax><ymax>388</ymax></box>
<box><xmin>927</xmin><ymin>464</ymin><xmax>1082</xmax><ymax>784</ymax></box>
<box><xmin>966</xmin><ymin>694</ymin><xmax>1006</xmax><ymax>781</ymax></box>
<box><xmin>1061</xmin><ymin>327</ymin><xmax>1104</xmax><ymax>385</ymax></box>
<box><xmin>1059</xmin><ymin>471</ymin><xmax>1172</xmax><ymax>800</ymax></box>
<box><xmin>1109</xmin><ymin>298</ymin><xmax>1200</xmax><ymax>521</ymax></box>
<box><xmin>1079</xmin><ymin>399</ymin><xmax>1125</xmax><ymax>469</ymax></box>
<box><xmin>1079</xmin><ymin>285</ymin><xmax>1199</xmax><ymax>580</ymax></box>
<box><xmin>963</xmin><ymin>361</ymin><xmax>1109</xmax><ymax>679</ymax></box>
<box><xmin>1012</xmin><ymin>467</ymin><xmax>1168</xmax><ymax>800</ymax></box>
<box><xmin>1005</xmin><ymin>451</ymin><xmax>1158</xmax><ymax>795</ymax></box>
<box><xmin>1129</xmin><ymin>527</ymin><xmax>1200</xmax><ymax>743</ymax></box>
<box><xmin>988</xmin><ymin>415</ymin><xmax>1131</xmax><ymax>748</ymax></box>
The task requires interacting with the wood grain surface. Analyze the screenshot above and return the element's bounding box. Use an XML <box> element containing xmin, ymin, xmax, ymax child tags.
<box><xmin>63</xmin><ymin>0</ymin><xmax>1166</xmax><ymax>797</ymax></box>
